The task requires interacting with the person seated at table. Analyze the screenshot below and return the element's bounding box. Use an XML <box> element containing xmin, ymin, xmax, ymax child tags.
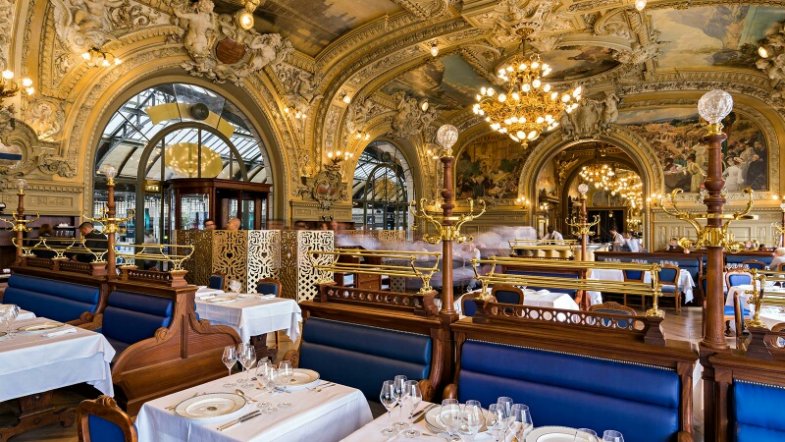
<box><xmin>770</xmin><ymin>247</ymin><xmax>785</xmax><ymax>270</ymax></box>
<box><xmin>226</xmin><ymin>217</ymin><xmax>241</xmax><ymax>231</ymax></box>
<box><xmin>666</xmin><ymin>237</ymin><xmax>684</xmax><ymax>253</ymax></box>
<box><xmin>75</xmin><ymin>221</ymin><xmax>106</xmax><ymax>263</ymax></box>
<box><xmin>610</xmin><ymin>227</ymin><xmax>625</xmax><ymax>251</ymax></box>
<box><xmin>35</xmin><ymin>223</ymin><xmax>56</xmax><ymax>259</ymax></box>
<box><xmin>542</xmin><ymin>226</ymin><xmax>563</xmax><ymax>242</ymax></box>
<box><xmin>203</xmin><ymin>218</ymin><xmax>216</xmax><ymax>230</ymax></box>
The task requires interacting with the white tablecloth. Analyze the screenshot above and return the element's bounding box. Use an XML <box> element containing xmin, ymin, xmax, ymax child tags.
<box><xmin>196</xmin><ymin>296</ymin><xmax>302</xmax><ymax>344</ymax></box>
<box><xmin>135</xmin><ymin>372</ymin><xmax>373</xmax><ymax>442</ymax></box>
<box><xmin>588</xmin><ymin>268</ymin><xmax>695</xmax><ymax>304</ymax></box>
<box><xmin>196</xmin><ymin>287</ymin><xmax>226</xmax><ymax>298</ymax></box>
<box><xmin>0</xmin><ymin>317</ymin><xmax>115</xmax><ymax>401</ymax></box>
<box><xmin>16</xmin><ymin>309</ymin><xmax>35</xmax><ymax>321</ymax></box>
<box><xmin>458</xmin><ymin>289</ymin><xmax>579</xmax><ymax>314</ymax></box>
<box><xmin>726</xmin><ymin>284</ymin><xmax>785</xmax><ymax>324</ymax></box>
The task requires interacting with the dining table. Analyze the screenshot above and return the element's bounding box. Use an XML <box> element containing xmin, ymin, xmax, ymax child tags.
<box><xmin>587</xmin><ymin>268</ymin><xmax>696</xmax><ymax>304</ymax></box>
<box><xmin>459</xmin><ymin>288</ymin><xmax>580</xmax><ymax>314</ymax></box>
<box><xmin>135</xmin><ymin>371</ymin><xmax>373</xmax><ymax>442</ymax></box>
<box><xmin>725</xmin><ymin>284</ymin><xmax>785</xmax><ymax>327</ymax></box>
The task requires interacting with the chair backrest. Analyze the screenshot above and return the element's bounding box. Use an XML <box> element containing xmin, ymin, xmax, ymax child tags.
<box><xmin>658</xmin><ymin>265</ymin><xmax>679</xmax><ymax>285</ymax></box>
<box><xmin>255</xmin><ymin>278</ymin><xmax>281</xmax><ymax>296</ymax></box>
<box><xmin>101</xmin><ymin>291</ymin><xmax>174</xmax><ymax>351</ymax></box>
<box><xmin>208</xmin><ymin>273</ymin><xmax>224</xmax><ymax>290</ymax></box>
<box><xmin>491</xmin><ymin>284</ymin><xmax>524</xmax><ymax>304</ymax></box>
<box><xmin>589</xmin><ymin>301</ymin><xmax>637</xmax><ymax>316</ymax></box>
<box><xmin>461</xmin><ymin>293</ymin><xmax>479</xmax><ymax>317</ymax></box>
<box><xmin>741</xmin><ymin>259</ymin><xmax>767</xmax><ymax>270</ymax></box>
<box><xmin>622</xmin><ymin>269</ymin><xmax>645</xmax><ymax>282</ymax></box>
<box><xmin>3</xmin><ymin>274</ymin><xmax>100</xmax><ymax>323</ymax></box>
<box><xmin>726</xmin><ymin>272</ymin><xmax>752</xmax><ymax>288</ymax></box>
<box><xmin>77</xmin><ymin>396</ymin><xmax>137</xmax><ymax>442</ymax></box>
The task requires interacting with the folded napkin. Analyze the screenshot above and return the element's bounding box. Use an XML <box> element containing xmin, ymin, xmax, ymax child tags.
<box><xmin>261</xmin><ymin>294</ymin><xmax>276</xmax><ymax>300</ymax></box>
<box><xmin>42</xmin><ymin>327</ymin><xmax>77</xmax><ymax>338</ymax></box>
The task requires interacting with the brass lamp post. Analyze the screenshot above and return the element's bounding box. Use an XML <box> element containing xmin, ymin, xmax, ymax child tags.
<box><xmin>88</xmin><ymin>165</ymin><xmax>131</xmax><ymax>278</ymax></box>
<box><xmin>566</xmin><ymin>183</ymin><xmax>600</xmax><ymax>263</ymax></box>
<box><xmin>411</xmin><ymin>125</ymin><xmax>486</xmax><ymax>320</ymax></box>
<box><xmin>0</xmin><ymin>179</ymin><xmax>39</xmax><ymax>262</ymax></box>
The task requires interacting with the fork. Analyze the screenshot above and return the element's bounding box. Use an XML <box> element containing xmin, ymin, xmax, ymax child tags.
<box><xmin>307</xmin><ymin>382</ymin><xmax>336</xmax><ymax>392</ymax></box>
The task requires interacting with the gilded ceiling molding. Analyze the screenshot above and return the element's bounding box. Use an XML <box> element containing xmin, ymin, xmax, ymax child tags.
<box><xmin>0</xmin><ymin>121</ymin><xmax>76</xmax><ymax>179</ymax></box>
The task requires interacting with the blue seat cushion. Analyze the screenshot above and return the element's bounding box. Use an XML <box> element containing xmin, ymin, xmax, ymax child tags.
<box><xmin>728</xmin><ymin>274</ymin><xmax>752</xmax><ymax>287</ymax></box>
<box><xmin>87</xmin><ymin>415</ymin><xmax>126</xmax><ymax>442</ymax></box>
<box><xmin>734</xmin><ymin>380</ymin><xmax>785</xmax><ymax>442</ymax></box>
<box><xmin>724</xmin><ymin>305</ymin><xmax>750</xmax><ymax>318</ymax></box>
<box><xmin>659</xmin><ymin>268</ymin><xmax>678</xmax><ymax>284</ymax></box>
<box><xmin>462</xmin><ymin>297</ymin><xmax>478</xmax><ymax>317</ymax></box>
<box><xmin>494</xmin><ymin>290</ymin><xmax>522</xmax><ymax>304</ymax></box>
<box><xmin>299</xmin><ymin>317</ymin><xmax>432</xmax><ymax>400</ymax></box>
<box><xmin>256</xmin><ymin>282</ymin><xmax>279</xmax><ymax>296</ymax></box>
<box><xmin>102</xmin><ymin>291</ymin><xmax>173</xmax><ymax>346</ymax></box>
<box><xmin>208</xmin><ymin>275</ymin><xmax>224</xmax><ymax>290</ymax></box>
<box><xmin>661</xmin><ymin>285</ymin><xmax>677</xmax><ymax>294</ymax></box>
<box><xmin>458</xmin><ymin>340</ymin><xmax>680</xmax><ymax>442</ymax></box>
<box><xmin>3</xmin><ymin>274</ymin><xmax>99</xmax><ymax>323</ymax></box>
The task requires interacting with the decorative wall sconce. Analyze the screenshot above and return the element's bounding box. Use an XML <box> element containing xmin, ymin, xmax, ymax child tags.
<box><xmin>325</xmin><ymin>149</ymin><xmax>354</xmax><ymax>165</ymax></box>
<box><xmin>284</xmin><ymin>106</ymin><xmax>306</xmax><ymax>120</ymax></box>
<box><xmin>236</xmin><ymin>0</ymin><xmax>263</xmax><ymax>30</ymax></box>
<box><xmin>353</xmin><ymin>131</ymin><xmax>371</xmax><ymax>142</ymax></box>
<box><xmin>634</xmin><ymin>0</ymin><xmax>647</xmax><ymax>11</ymax></box>
<box><xmin>430</xmin><ymin>42</ymin><xmax>439</xmax><ymax>57</ymax></box>
<box><xmin>81</xmin><ymin>47</ymin><xmax>121</xmax><ymax>67</ymax></box>
<box><xmin>515</xmin><ymin>196</ymin><xmax>530</xmax><ymax>209</ymax></box>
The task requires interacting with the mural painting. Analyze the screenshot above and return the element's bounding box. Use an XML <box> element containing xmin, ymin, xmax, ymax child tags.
<box><xmin>620</xmin><ymin>109</ymin><xmax>768</xmax><ymax>193</ymax></box>
<box><xmin>650</xmin><ymin>5</ymin><xmax>785</xmax><ymax>68</ymax></box>
<box><xmin>456</xmin><ymin>135</ymin><xmax>528</xmax><ymax>200</ymax></box>
<box><xmin>541</xmin><ymin>45</ymin><xmax>620</xmax><ymax>82</ymax></box>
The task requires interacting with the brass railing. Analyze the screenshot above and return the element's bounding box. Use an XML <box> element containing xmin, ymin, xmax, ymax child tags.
<box><xmin>21</xmin><ymin>237</ymin><xmax>108</xmax><ymax>262</ymax></box>
<box><xmin>115</xmin><ymin>243</ymin><xmax>195</xmax><ymax>271</ymax></box>
<box><xmin>471</xmin><ymin>256</ymin><xmax>664</xmax><ymax>317</ymax></box>
<box><xmin>308</xmin><ymin>248</ymin><xmax>442</xmax><ymax>294</ymax></box>
<box><xmin>744</xmin><ymin>269</ymin><xmax>785</xmax><ymax>327</ymax></box>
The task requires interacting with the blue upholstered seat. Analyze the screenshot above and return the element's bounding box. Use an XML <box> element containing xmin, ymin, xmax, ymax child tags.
<box><xmin>101</xmin><ymin>291</ymin><xmax>173</xmax><ymax>352</ymax></box>
<box><xmin>2</xmin><ymin>274</ymin><xmax>99</xmax><ymax>323</ymax></box>
<box><xmin>457</xmin><ymin>340</ymin><xmax>681</xmax><ymax>442</ymax></box>
<box><xmin>493</xmin><ymin>289</ymin><xmax>522</xmax><ymax>304</ymax></box>
<box><xmin>208</xmin><ymin>274</ymin><xmax>224</xmax><ymax>290</ymax></box>
<box><xmin>462</xmin><ymin>295</ymin><xmax>478</xmax><ymax>317</ymax></box>
<box><xmin>734</xmin><ymin>380</ymin><xmax>785</xmax><ymax>442</ymax></box>
<box><xmin>728</xmin><ymin>274</ymin><xmax>752</xmax><ymax>287</ymax></box>
<box><xmin>622</xmin><ymin>269</ymin><xmax>644</xmax><ymax>281</ymax></box>
<box><xmin>299</xmin><ymin>317</ymin><xmax>432</xmax><ymax>400</ymax></box>
<box><xmin>256</xmin><ymin>281</ymin><xmax>279</xmax><ymax>296</ymax></box>
<box><xmin>87</xmin><ymin>415</ymin><xmax>127</xmax><ymax>441</ymax></box>
<box><xmin>724</xmin><ymin>305</ymin><xmax>750</xmax><ymax>318</ymax></box>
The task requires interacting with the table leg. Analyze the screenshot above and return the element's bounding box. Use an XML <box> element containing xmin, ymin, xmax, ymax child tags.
<box><xmin>0</xmin><ymin>392</ymin><xmax>75</xmax><ymax>441</ymax></box>
<box><xmin>250</xmin><ymin>333</ymin><xmax>277</xmax><ymax>362</ymax></box>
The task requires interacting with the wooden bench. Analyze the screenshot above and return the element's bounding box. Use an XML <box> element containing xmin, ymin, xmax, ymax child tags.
<box><xmin>445</xmin><ymin>297</ymin><xmax>698</xmax><ymax>442</ymax></box>
<box><xmin>106</xmin><ymin>267</ymin><xmax>241</xmax><ymax>414</ymax></box>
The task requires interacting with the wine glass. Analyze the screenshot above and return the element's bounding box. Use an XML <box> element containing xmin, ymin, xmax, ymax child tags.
<box><xmin>574</xmin><ymin>428</ymin><xmax>598</xmax><ymax>442</ymax></box>
<box><xmin>5</xmin><ymin>305</ymin><xmax>18</xmax><ymax>337</ymax></box>
<box><xmin>487</xmin><ymin>404</ymin><xmax>501</xmax><ymax>441</ymax></box>
<box><xmin>379</xmin><ymin>380</ymin><xmax>398</xmax><ymax>436</ymax></box>
<box><xmin>463</xmin><ymin>400</ymin><xmax>485</xmax><ymax>441</ymax></box>
<box><xmin>440</xmin><ymin>399</ymin><xmax>461</xmax><ymax>440</ymax></box>
<box><xmin>276</xmin><ymin>361</ymin><xmax>293</xmax><ymax>407</ymax></box>
<box><xmin>229</xmin><ymin>280</ymin><xmax>242</xmax><ymax>293</ymax></box>
<box><xmin>401</xmin><ymin>380</ymin><xmax>422</xmax><ymax>438</ymax></box>
<box><xmin>602</xmin><ymin>430</ymin><xmax>624</xmax><ymax>442</ymax></box>
<box><xmin>496</xmin><ymin>396</ymin><xmax>514</xmax><ymax>431</ymax></box>
<box><xmin>221</xmin><ymin>345</ymin><xmax>238</xmax><ymax>387</ymax></box>
<box><xmin>511</xmin><ymin>404</ymin><xmax>533</xmax><ymax>440</ymax></box>
<box><xmin>255</xmin><ymin>360</ymin><xmax>275</xmax><ymax>412</ymax></box>
<box><xmin>393</xmin><ymin>375</ymin><xmax>408</xmax><ymax>430</ymax></box>
<box><xmin>237</xmin><ymin>343</ymin><xmax>257</xmax><ymax>387</ymax></box>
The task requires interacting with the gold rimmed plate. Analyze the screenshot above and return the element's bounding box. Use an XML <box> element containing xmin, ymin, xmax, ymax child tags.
<box><xmin>174</xmin><ymin>392</ymin><xmax>246</xmax><ymax>423</ymax></box>
<box><xmin>525</xmin><ymin>426</ymin><xmax>586</xmax><ymax>442</ymax></box>
<box><xmin>17</xmin><ymin>322</ymin><xmax>63</xmax><ymax>333</ymax></box>
<box><xmin>273</xmin><ymin>368</ymin><xmax>320</xmax><ymax>390</ymax></box>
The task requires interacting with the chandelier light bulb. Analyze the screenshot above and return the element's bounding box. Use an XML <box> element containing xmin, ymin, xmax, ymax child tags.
<box><xmin>16</xmin><ymin>178</ymin><xmax>27</xmax><ymax>192</ymax></box>
<box><xmin>21</xmin><ymin>77</ymin><xmax>32</xmax><ymax>87</ymax></box>
<box><xmin>430</xmin><ymin>43</ymin><xmax>439</xmax><ymax>57</ymax></box>
<box><xmin>758</xmin><ymin>46</ymin><xmax>771</xmax><ymax>58</ymax></box>
<box><xmin>635</xmin><ymin>0</ymin><xmax>647</xmax><ymax>10</ymax></box>
<box><xmin>236</xmin><ymin>9</ymin><xmax>255</xmax><ymax>30</ymax></box>
<box><xmin>81</xmin><ymin>52</ymin><xmax>91</xmax><ymax>61</ymax></box>
<box><xmin>1</xmin><ymin>70</ymin><xmax>13</xmax><ymax>80</ymax></box>
<box><xmin>342</xmin><ymin>94</ymin><xmax>351</xmax><ymax>104</ymax></box>
<box><xmin>25</xmin><ymin>87</ymin><xmax>34</xmax><ymax>95</ymax></box>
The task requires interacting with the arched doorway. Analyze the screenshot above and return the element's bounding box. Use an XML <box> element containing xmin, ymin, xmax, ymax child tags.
<box><xmin>93</xmin><ymin>83</ymin><xmax>272</xmax><ymax>242</ymax></box>
<box><xmin>352</xmin><ymin>141</ymin><xmax>414</xmax><ymax>230</ymax></box>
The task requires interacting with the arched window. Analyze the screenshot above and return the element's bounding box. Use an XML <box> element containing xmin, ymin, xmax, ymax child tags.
<box><xmin>352</xmin><ymin>141</ymin><xmax>413</xmax><ymax>230</ymax></box>
<box><xmin>93</xmin><ymin>83</ymin><xmax>270</xmax><ymax>242</ymax></box>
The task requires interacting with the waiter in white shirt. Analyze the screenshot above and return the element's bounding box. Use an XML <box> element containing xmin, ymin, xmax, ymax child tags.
<box><xmin>610</xmin><ymin>227</ymin><xmax>625</xmax><ymax>251</ymax></box>
<box><xmin>543</xmin><ymin>226</ymin><xmax>564</xmax><ymax>242</ymax></box>
<box><xmin>624</xmin><ymin>232</ymin><xmax>641</xmax><ymax>252</ymax></box>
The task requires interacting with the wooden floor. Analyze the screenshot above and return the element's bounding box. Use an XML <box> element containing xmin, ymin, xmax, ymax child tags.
<box><xmin>2</xmin><ymin>308</ymin><xmax>718</xmax><ymax>441</ymax></box>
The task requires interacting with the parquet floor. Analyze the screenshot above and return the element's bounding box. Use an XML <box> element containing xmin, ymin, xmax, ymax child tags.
<box><xmin>2</xmin><ymin>309</ymin><xmax>716</xmax><ymax>442</ymax></box>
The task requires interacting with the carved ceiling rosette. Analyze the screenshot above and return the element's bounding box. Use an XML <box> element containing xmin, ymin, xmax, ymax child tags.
<box><xmin>171</xmin><ymin>0</ymin><xmax>292</xmax><ymax>85</ymax></box>
<box><xmin>297</xmin><ymin>164</ymin><xmax>347</xmax><ymax>210</ymax></box>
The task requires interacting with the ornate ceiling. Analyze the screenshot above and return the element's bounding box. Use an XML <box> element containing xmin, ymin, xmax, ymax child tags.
<box><xmin>1</xmin><ymin>0</ymin><xmax>785</xmax><ymax>218</ymax></box>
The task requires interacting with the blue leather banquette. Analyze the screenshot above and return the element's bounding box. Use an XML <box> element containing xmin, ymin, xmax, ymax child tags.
<box><xmin>3</xmin><ymin>273</ymin><xmax>101</xmax><ymax>323</ymax></box>
<box><xmin>732</xmin><ymin>380</ymin><xmax>785</xmax><ymax>441</ymax></box>
<box><xmin>100</xmin><ymin>290</ymin><xmax>174</xmax><ymax>355</ymax></box>
<box><xmin>725</xmin><ymin>254</ymin><xmax>772</xmax><ymax>267</ymax></box>
<box><xmin>298</xmin><ymin>317</ymin><xmax>432</xmax><ymax>400</ymax></box>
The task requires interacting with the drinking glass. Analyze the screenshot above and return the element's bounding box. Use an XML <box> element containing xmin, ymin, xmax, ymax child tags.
<box><xmin>379</xmin><ymin>380</ymin><xmax>398</xmax><ymax>436</ymax></box>
<box><xmin>440</xmin><ymin>399</ymin><xmax>461</xmax><ymax>440</ymax></box>
<box><xmin>574</xmin><ymin>428</ymin><xmax>598</xmax><ymax>442</ymax></box>
<box><xmin>229</xmin><ymin>280</ymin><xmax>241</xmax><ymax>293</ymax></box>
<box><xmin>463</xmin><ymin>400</ymin><xmax>485</xmax><ymax>441</ymax></box>
<box><xmin>237</xmin><ymin>343</ymin><xmax>257</xmax><ymax>387</ymax></box>
<box><xmin>602</xmin><ymin>430</ymin><xmax>624</xmax><ymax>442</ymax></box>
<box><xmin>402</xmin><ymin>380</ymin><xmax>422</xmax><ymax>438</ymax></box>
<box><xmin>487</xmin><ymin>404</ymin><xmax>501</xmax><ymax>441</ymax></box>
<box><xmin>393</xmin><ymin>375</ymin><xmax>408</xmax><ymax>430</ymax></box>
<box><xmin>276</xmin><ymin>361</ymin><xmax>293</xmax><ymax>407</ymax></box>
<box><xmin>5</xmin><ymin>305</ymin><xmax>18</xmax><ymax>337</ymax></box>
<box><xmin>496</xmin><ymin>396</ymin><xmax>514</xmax><ymax>428</ymax></box>
<box><xmin>510</xmin><ymin>404</ymin><xmax>533</xmax><ymax>440</ymax></box>
<box><xmin>221</xmin><ymin>345</ymin><xmax>238</xmax><ymax>387</ymax></box>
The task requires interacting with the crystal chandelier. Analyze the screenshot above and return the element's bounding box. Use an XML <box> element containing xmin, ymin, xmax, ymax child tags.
<box><xmin>579</xmin><ymin>164</ymin><xmax>643</xmax><ymax>209</ymax></box>
<box><xmin>473</xmin><ymin>38</ymin><xmax>583</xmax><ymax>147</ymax></box>
<box><xmin>81</xmin><ymin>47</ymin><xmax>121</xmax><ymax>67</ymax></box>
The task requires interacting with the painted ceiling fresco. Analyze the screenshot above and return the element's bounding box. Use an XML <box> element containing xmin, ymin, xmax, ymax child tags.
<box><xmin>540</xmin><ymin>45</ymin><xmax>620</xmax><ymax>83</ymax></box>
<box><xmin>651</xmin><ymin>5</ymin><xmax>785</xmax><ymax>69</ymax></box>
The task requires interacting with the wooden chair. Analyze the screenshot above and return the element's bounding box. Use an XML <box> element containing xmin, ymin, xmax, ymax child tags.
<box><xmin>723</xmin><ymin>290</ymin><xmax>750</xmax><ymax>338</ymax></box>
<box><xmin>658</xmin><ymin>264</ymin><xmax>682</xmax><ymax>313</ymax></box>
<box><xmin>490</xmin><ymin>284</ymin><xmax>524</xmax><ymax>304</ymax></box>
<box><xmin>725</xmin><ymin>271</ymin><xmax>752</xmax><ymax>289</ymax></box>
<box><xmin>255</xmin><ymin>278</ymin><xmax>283</xmax><ymax>347</ymax></box>
<box><xmin>588</xmin><ymin>301</ymin><xmax>637</xmax><ymax>316</ymax></box>
<box><xmin>77</xmin><ymin>396</ymin><xmax>137</xmax><ymax>442</ymax></box>
<box><xmin>621</xmin><ymin>268</ymin><xmax>646</xmax><ymax>308</ymax></box>
<box><xmin>208</xmin><ymin>273</ymin><xmax>225</xmax><ymax>290</ymax></box>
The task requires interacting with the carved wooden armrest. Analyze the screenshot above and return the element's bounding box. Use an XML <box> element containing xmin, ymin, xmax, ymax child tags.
<box><xmin>418</xmin><ymin>379</ymin><xmax>435</xmax><ymax>402</ymax></box>
<box><xmin>69</xmin><ymin>311</ymin><xmax>103</xmax><ymax>331</ymax></box>
<box><xmin>282</xmin><ymin>350</ymin><xmax>299</xmax><ymax>368</ymax></box>
<box><xmin>442</xmin><ymin>383</ymin><xmax>458</xmax><ymax>400</ymax></box>
<box><xmin>677</xmin><ymin>430</ymin><xmax>693</xmax><ymax>442</ymax></box>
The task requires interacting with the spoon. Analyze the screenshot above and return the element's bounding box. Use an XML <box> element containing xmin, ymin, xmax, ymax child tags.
<box><xmin>236</xmin><ymin>389</ymin><xmax>258</xmax><ymax>403</ymax></box>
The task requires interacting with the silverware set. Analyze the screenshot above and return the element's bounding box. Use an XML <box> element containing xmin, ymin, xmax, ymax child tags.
<box><xmin>412</xmin><ymin>403</ymin><xmax>438</xmax><ymax>423</ymax></box>
<box><xmin>216</xmin><ymin>410</ymin><xmax>262</xmax><ymax>431</ymax></box>
<box><xmin>307</xmin><ymin>381</ymin><xmax>336</xmax><ymax>392</ymax></box>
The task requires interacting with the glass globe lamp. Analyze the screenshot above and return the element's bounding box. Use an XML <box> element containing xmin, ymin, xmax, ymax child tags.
<box><xmin>697</xmin><ymin>90</ymin><xmax>733</xmax><ymax>134</ymax></box>
<box><xmin>436</xmin><ymin>124</ymin><xmax>459</xmax><ymax>156</ymax></box>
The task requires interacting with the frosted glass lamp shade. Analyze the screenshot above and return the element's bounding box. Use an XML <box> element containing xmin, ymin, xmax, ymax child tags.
<box><xmin>578</xmin><ymin>183</ymin><xmax>589</xmax><ymax>195</ymax></box>
<box><xmin>99</xmin><ymin>164</ymin><xmax>118</xmax><ymax>179</ymax></box>
<box><xmin>697</xmin><ymin>90</ymin><xmax>733</xmax><ymax>124</ymax></box>
<box><xmin>436</xmin><ymin>124</ymin><xmax>459</xmax><ymax>150</ymax></box>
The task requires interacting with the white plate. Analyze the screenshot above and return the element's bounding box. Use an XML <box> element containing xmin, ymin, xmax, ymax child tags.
<box><xmin>525</xmin><ymin>426</ymin><xmax>585</xmax><ymax>442</ymax></box>
<box><xmin>424</xmin><ymin>406</ymin><xmax>491</xmax><ymax>433</ymax></box>
<box><xmin>174</xmin><ymin>393</ymin><xmax>246</xmax><ymax>422</ymax></box>
<box><xmin>207</xmin><ymin>295</ymin><xmax>238</xmax><ymax>304</ymax></box>
<box><xmin>274</xmin><ymin>368</ymin><xmax>320</xmax><ymax>390</ymax></box>
<box><xmin>17</xmin><ymin>322</ymin><xmax>63</xmax><ymax>333</ymax></box>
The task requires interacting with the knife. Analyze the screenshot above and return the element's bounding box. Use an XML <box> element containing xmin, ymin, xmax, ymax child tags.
<box><xmin>217</xmin><ymin>410</ymin><xmax>262</xmax><ymax>431</ymax></box>
<box><xmin>412</xmin><ymin>403</ymin><xmax>437</xmax><ymax>423</ymax></box>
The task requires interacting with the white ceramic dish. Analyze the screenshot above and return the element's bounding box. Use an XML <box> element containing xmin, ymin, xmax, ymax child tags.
<box><xmin>174</xmin><ymin>392</ymin><xmax>246</xmax><ymax>423</ymax></box>
<box><xmin>17</xmin><ymin>322</ymin><xmax>63</xmax><ymax>333</ymax></box>
<box><xmin>525</xmin><ymin>426</ymin><xmax>587</xmax><ymax>442</ymax></box>
<box><xmin>424</xmin><ymin>406</ymin><xmax>491</xmax><ymax>433</ymax></box>
<box><xmin>274</xmin><ymin>368</ymin><xmax>320</xmax><ymax>390</ymax></box>
<box><xmin>207</xmin><ymin>295</ymin><xmax>238</xmax><ymax>304</ymax></box>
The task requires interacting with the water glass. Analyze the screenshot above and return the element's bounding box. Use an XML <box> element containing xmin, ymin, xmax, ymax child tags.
<box><xmin>574</xmin><ymin>428</ymin><xmax>598</xmax><ymax>441</ymax></box>
<box><xmin>510</xmin><ymin>404</ymin><xmax>533</xmax><ymax>440</ymax></box>
<box><xmin>379</xmin><ymin>380</ymin><xmax>398</xmax><ymax>436</ymax></box>
<box><xmin>496</xmin><ymin>396</ymin><xmax>514</xmax><ymax>427</ymax></box>
<box><xmin>276</xmin><ymin>361</ymin><xmax>293</xmax><ymax>407</ymax></box>
<box><xmin>402</xmin><ymin>380</ymin><xmax>422</xmax><ymax>438</ymax></box>
<box><xmin>221</xmin><ymin>345</ymin><xmax>238</xmax><ymax>387</ymax></box>
<box><xmin>393</xmin><ymin>375</ymin><xmax>409</xmax><ymax>430</ymax></box>
<box><xmin>237</xmin><ymin>343</ymin><xmax>257</xmax><ymax>387</ymax></box>
<box><xmin>487</xmin><ymin>404</ymin><xmax>502</xmax><ymax>440</ymax></box>
<box><xmin>602</xmin><ymin>430</ymin><xmax>624</xmax><ymax>442</ymax></box>
<box><xmin>463</xmin><ymin>400</ymin><xmax>485</xmax><ymax>441</ymax></box>
<box><xmin>440</xmin><ymin>399</ymin><xmax>461</xmax><ymax>439</ymax></box>
<box><xmin>4</xmin><ymin>305</ymin><xmax>18</xmax><ymax>337</ymax></box>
